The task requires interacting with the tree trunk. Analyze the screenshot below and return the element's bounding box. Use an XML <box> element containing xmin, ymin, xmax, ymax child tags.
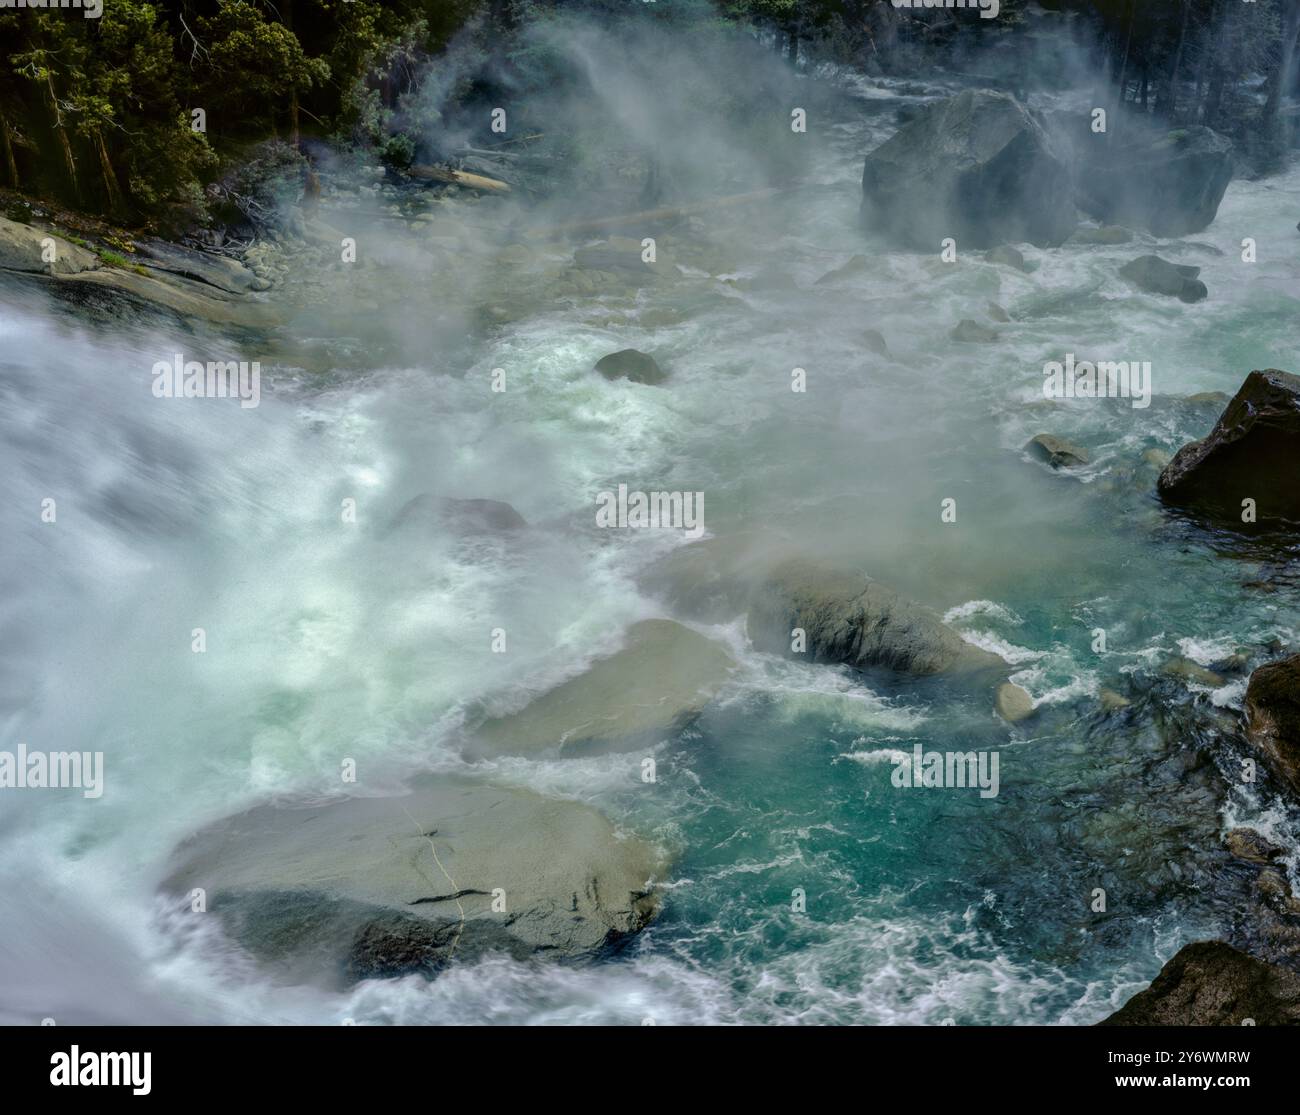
<box><xmin>1164</xmin><ymin>0</ymin><xmax>1191</xmax><ymax>121</ymax></box>
<box><xmin>0</xmin><ymin>112</ymin><xmax>18</xmax><ymax>188</ymax></box>
<box><xmin>1264</xmin><ymin>0</ymin><xmax>1300</xmax><ymax>120</ymax></box>
<box><xmin>95</xmin><ymin>131</ymin><xmax>124</xmax><ymax>213</ymax></box>
<box><xmin>1115</xmin><ymin>0</ymin><xmax>1136</xmax><ymax>107</ymax></box>
<box><xmin>44</xmin><ymin>73</ymin><xmax>79</xmax><ymax>200</ymax></box>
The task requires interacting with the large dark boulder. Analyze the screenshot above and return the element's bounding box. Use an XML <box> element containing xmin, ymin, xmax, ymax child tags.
<box><xmin>860</xmin><ymin>90</ymin><xmax>1075</xmax><ymax>250</ymax></box>
<box><xmin>1157</xmin><ymin>370</ymin><xmax>1300</xmax><ymax>524</ymax></box>
<box><xmin>1076</xmin><ymin>126</ymin><xmax>1234</xmax><ymax>237</ymax></box>
<box><xmin>1100</xmin><ymin>941</ymin><xmax>1300</xmax><ymax>1025</ymax></box>
<box><xmin>746</xmin><ymin>559</ymin><xmax>1005</xmax><ymax>676</ymax></box>
<box><xmin>1245</xmin><ymin>653</ymin><xmax>1300</xmax><ymax>795</ymax></box>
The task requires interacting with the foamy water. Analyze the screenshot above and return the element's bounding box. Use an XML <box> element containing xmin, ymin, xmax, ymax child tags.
<box><xmin>2</xmin><ymin>70</ymin><xmax>1299</xmax><ymax>1025</ymax></box>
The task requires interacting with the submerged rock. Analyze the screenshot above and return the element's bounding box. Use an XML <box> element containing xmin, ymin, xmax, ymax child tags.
<box><xmin>595</xmin><ymin>348</ymin><xmax>666</xmax><ymax>385</ymax></box>
<box><xmin>472</xmin><ymin>619</ymin><xmax>735</xmax><ymax>757</ymax></box>
<box><xmin>387</xmin><ymin>495</ymin><xmax>526</xmax><ymax>536</ymax></box>
<box><xmin>1245</xmin><ymin>653</ymin><xmax>1300</xmax><ymax>794</ymax></box>
<box><xmin>1027</xmin><ymin>434</ymin><xmax>1090</xmax><ymax>469</ymax></box>
<box><xmin>1141</xmin><ymin>448</ymin><xmax>1171</xmax><ymax>470</ymax></box>
<box><xmin>987</xmin><ymin>302</ymin><xmax>1011</xmax><ymax>323</ymax></box>
<box><xmin>814</xmin><ymin>254</ymin><xmax>869</xmax><ymax>285</ymax></box>
<box><xmin>862</xmin><ymin>328</ymin><xmax>890</xmax><ymax>356</ymax></box>
<box><xmin>161</xmin><ymin>779</ymin><xmax>666</xmax><ymax>988</ymax></box>
<box><xmin>1099</xmin><ymin>941</ymin><xmax>1300</xmax><ymax>1025</ymax></box>
<box><xmin>1119</xmin><ymin>255</ymin><xmax>1208</xmax><ymax>302</ymax></box>
<box><xmin>1070</xmin><ymin>224</ymin><xmax>1133</xmax><ymax>245</ymax></box>
<box><xmin>985</xmin><ymin>244</ymin><xmax>1028</xmax><ymax>271</ymax></box>
<box><xmin>1157</xmin><ymin>370</ymin><xmax>1300</xmax><ymax>524</ymax></box>
<box><xmin>951</xmin><ymin>319</ymin><xmax>998</xmax><ymax>343</ymax></box>
<box><xmin>995</xmin><ymin>682</ymin><xmax>1035</xmax><ymax>723</ymax></box>
<box><xmin>860</xmin><ymin>90</ymin><xmax>1075</xmax><ymax>250</ymax></box>
<box><xmin>574</xmin><ymin>236</ymin><xmax>670</xmax><ymax>276</ymax></box>
<box><xmin>1098</xmin><ymin>687</ymin><xmax>1131</xmax><ymax>712</ymax></box>
<box><xmin>1160</xmin><ymin>657</ymin><xmax>1225</xmax><ymax>688</ymax></box>
<box><xmin>746</xmin><ymin>559</ymin><xmax>1005</xmax><ymax>676</ymax></box>
<box><xmin>1076</xmin><ymin>126</ymin><xmax>1234</xmax><ymax>238</ymax></box>
<box><xmin>637</xmin><ymin>533</ymin><xmax>781</xmax><ymax>623</ymax></box>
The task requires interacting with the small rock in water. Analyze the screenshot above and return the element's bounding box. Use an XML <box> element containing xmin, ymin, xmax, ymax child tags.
<box><xmin>1071</xmin><ymin>224</ymin><xmax>1133</xmax><ymax>245</ymax></box>
<box><xmin>1119</xmin><ymin>254</ymin><xmax>1208</xmax><ymax>302</ymax></box>
<box><xmin>1098</xmin><ymin>688</ymin><xmax>1131</xmax><ymax>712</ymax></box>
<box><xmin>987</xmin><ymin>302</ymin><xmax>1011</xmax><ymax>322</ymax></box>
<box><xmin>1224</xmin><ymin>827</ymin><xmax>1285</xmax><ymax>865</ymax></box>
<box><xmin>950</xmin><ymin>319</ymin><xmax>997</xmax><ymax>343</ymax></box>
<box><xmin>574</xmin><ymin>236</ymin><xmax>664</xmax><ymax>274</ymax></box>
<box><xmin>985</xmin><ymin>244</ymin><xmax>1028</xmax><ymax>271</ymax></box>
<box><xmin>1026</xmin><ymin>433</ymin><xmax>1090</xmax><ymax>469</ymax></box>
<box><xmin>995</xmin><ymin>682</ymin><xmax>1035</xmax><ymax>723</ymax></box>
<box><xmin>814</xmin><ymin>254</ymin><xmax>869</xmax><ymax>285</ymax></box>
<box><xmin>387</xmin><ymin>495</ymin><xmax>526</xmax><ymax>536</ymax></box>
<box><xmin>862</xmin><ymin>328</ymin><xmax>889</xmax><ymax>356</ymax></box>
<box><xmin>595</xmin><ymin>348</ymin><xmax>666</xmax><ymax>385</ymax></box>
<box><xmin>1160</xmin><ymin>657</ymin><xmax>1225</xmax><ymax>688</ymax></box>
<box><xmin>1141</xmin><ymin>448</ymin><xmax>1171</xmax><ymax>469</ymax></box>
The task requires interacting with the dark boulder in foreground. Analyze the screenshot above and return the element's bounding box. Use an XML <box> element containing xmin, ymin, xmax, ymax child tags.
<box><xmin>1076</xmin><ymin>126</ymin><xmax>1234</xmax><ymax>238</ymax></box>
<box><xmin>860</xmin><ymin>91</ymin><xmax>1075</xmax><ymax>250</ymax></box>
<box><xmin>1119</xmin><ymin>255</ymin><xmax>1208</xmax><ymax>302</ymax></box>
<box><xmin>746</xmin><ymin>559</ymin><xmax>1005</xmax><ymax>676</ymax></box>
<box><xmin>1100</xmin><ymin>941</ymin><xmax>1300</xmax><ymax>1025</ymax></box>
<box><xmin>1157</xmin><ymin>370</ymin><xmax>1300</xmax><ymax>524</ymax></box>
<box><xmin>595</xmin><ymin>348</ymin><xmax>666</xmax><ymax>385</ymax></box>
<box><xmin>1245</xmin><ymin>653</ymin><xmax>1300</xmax><ymax>795</ymax></box>
<box><xmin>161</xmin><ymin>780</ymin><xmax>665</xmax><ymax>988</ymax></box>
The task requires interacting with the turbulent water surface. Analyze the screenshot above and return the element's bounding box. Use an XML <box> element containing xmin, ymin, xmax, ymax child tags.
<box><xmin>3</xmin><ymin>68</ymin><xmax>1300</xmax><ymax>1025</ymax></box>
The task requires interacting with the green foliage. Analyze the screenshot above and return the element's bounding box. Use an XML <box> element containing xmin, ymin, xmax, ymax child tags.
<box><xmin>0</xmin><ymin>0</ymin><xmax>486</xmax><ymax>226</ymax></box>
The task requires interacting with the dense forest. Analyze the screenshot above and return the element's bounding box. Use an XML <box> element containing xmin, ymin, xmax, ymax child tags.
<box><xmin>1</xmin><ymin>0</ymin><xmax>1297</xmax><ymax>230</ymax></box>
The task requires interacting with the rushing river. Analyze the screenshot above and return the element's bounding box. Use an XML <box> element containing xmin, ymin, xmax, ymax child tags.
<box><xmin>2</xmin><ymin>66</ymin><xmax>1299</xmax><ymax>1025</ymax></box>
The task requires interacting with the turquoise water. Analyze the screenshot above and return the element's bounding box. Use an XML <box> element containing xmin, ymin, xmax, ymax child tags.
<box><xmin>2</xmin><ymin>66</ymin><xmax>1299</xmax><ymax>1025</ymax></box>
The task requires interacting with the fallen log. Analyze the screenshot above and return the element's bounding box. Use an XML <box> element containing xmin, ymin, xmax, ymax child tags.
<box><xmin>522</xmin><ymin>188</ymin><xmax>788</xmax><ymax>240</ymax></box>
<box><xmin>408</xmin><ymin>165</ymin><xmax>511</xmax><ymax>193</ymax></box>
